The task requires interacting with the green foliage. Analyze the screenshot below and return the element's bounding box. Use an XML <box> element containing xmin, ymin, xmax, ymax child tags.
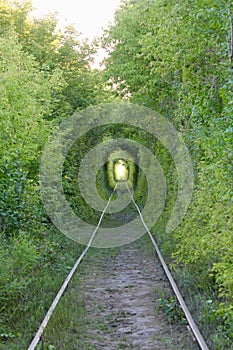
<box><xmin>0</xmin><ymin>1</ymin><xmax>101</xmax><ymax>117</ymax></box>
<box><xmin>0</xmin><ymin>161</ymin><xmax>28</xmax><ymax>232</ymax></box>
<box><xmin>0</xmin><ymin>236</ymin><xmax>39</xmax><ymax>312</ymax></box>
<box><xmin>0</xmin><ymin>31</ymin><xmax>62</xmax><ymax>162</ymax></box>
<box><xmin>0</xmin><ymin>1</ymin><xmax>107</xmax><ymax>348</ymax></box>
<box><xmin>0</xmin><ymin>29</ymin><xmax>63</xmax><ymax>235</ymax></box>
<box><xmin>158</xmin><ymin>297</ymin><xmax>186</xmax><ymax>324</ymax></box>
<box><xmin>0</xmin><ymin>0</ymin><xmax>232</xmax><ymax>348</ymax></box>
<box><xmin>103</xmin><ymin>0</ymin><xmax>233</xmax><ymax>348</ymax></box>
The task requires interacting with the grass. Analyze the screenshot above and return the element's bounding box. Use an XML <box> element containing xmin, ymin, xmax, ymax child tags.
<box><xmin>0</xmin><ymin>228</ymin><xmax>86</xmax><ymax>350</ymax></box>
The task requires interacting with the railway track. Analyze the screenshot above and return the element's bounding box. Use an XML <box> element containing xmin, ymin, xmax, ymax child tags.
<box><xmin>28</xmin><ymin>182</ymin><xmax>210</xmax><ymax>350</ymax></box>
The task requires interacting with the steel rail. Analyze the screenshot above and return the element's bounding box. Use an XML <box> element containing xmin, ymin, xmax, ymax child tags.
<box><xmin>27</xmin><ymin>184</ymin><xmax>117</xmax><ymax>350</ymax></box>
<box><xmin>126</xmin><ymin>182</ymin><xmax>210</xmax><ymax>350</ymax></box>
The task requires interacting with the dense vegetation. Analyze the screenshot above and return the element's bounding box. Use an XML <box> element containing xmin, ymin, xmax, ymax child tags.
<box><xmin>0</xmin><ymin>0</ymin><xmax>106</xmax><ymax>347</ymax></box>
<box><xmin>102</xmin><ymin>0</ymin><xmax>233</xmax><ymax>348</ymax></box>
<box><xmin>0</xmin><ymin>0</ymin><xmax>232</xmax><ymax>349</ymax></box>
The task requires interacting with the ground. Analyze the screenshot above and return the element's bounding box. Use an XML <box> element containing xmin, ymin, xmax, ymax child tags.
<box><xmin>43</xmin><ymin>236</ymin><xmax>199</xmax><ymax>349</ymax></box>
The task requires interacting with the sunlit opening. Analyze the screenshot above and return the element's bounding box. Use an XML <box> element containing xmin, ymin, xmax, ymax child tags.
<box><xmin>114</xmin><ymin>159</ymin><xmax>129</xmax><ymax>182</ymax></box>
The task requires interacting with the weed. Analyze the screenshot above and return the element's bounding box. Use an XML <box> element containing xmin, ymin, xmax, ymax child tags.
<box><xmin>158</xmin><ymin>297</ymin><xmax>186</xmax><ymax>324</ymax></box>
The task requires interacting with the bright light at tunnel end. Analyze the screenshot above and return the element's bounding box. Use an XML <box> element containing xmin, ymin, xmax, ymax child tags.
<box><xmin>114</xmin><ymin>159</ymin><xmax>129</xmax><ymax>182</ymax></box>
<box><xmin>39</xmin><ymin>102</ymin><xmax>194</xmax><ymax>248</ymax></box>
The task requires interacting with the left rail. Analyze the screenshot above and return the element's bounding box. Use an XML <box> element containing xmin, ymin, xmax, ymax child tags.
<box><xmin>27</xmin><ymin>184</ymin><xmax>117</xmax><ymax>350</ymax></box>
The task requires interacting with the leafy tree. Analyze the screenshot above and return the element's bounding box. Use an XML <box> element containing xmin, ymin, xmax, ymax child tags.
<box><xmin>0</xmin><ymin>30</ymin><xmax>65</xmax><ymax>233</ymax></box>
<box><xmin>0</xmin><ymin>1</ymin><xmax>110</xmax><ymax>345</ymax></box>
<box><xmin>102</xmin><ymin>0</ymin><xmax>233</xmax><ymax>346</ymax></box>
<box><xmin>0</xmin><ymin>0</ymin><xmax>101</xmax><ymax>115</ymax></box>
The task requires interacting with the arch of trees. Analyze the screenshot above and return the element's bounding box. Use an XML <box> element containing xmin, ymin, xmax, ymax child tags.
<box><xmin>0</xmin><ymin>1</ymin><xmax>232</xmax><ymax>348</ymax></box>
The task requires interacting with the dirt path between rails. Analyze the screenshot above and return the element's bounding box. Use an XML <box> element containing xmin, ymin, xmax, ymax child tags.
<box><xmin>79</xmin><ymin>241</ymin><xmax>199</xmax><ymax>350</ymax></box>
